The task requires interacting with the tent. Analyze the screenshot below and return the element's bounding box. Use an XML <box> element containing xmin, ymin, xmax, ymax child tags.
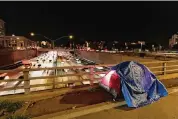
<box><xmin>99</xmin><ymin>70</ymin><xmax>121</xmax><ymax>99</ymax></box>
<box><xmin>99</xmin><ymin>61</ymin><xmax>168</xmax><ymax>108</ymax></box>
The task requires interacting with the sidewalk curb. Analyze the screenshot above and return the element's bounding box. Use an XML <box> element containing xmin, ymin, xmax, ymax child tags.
<box><xmin>33</xmin><ymin>101</ymin><xmax>126</xmax><ymax>119</ymax></box>
<box><xmin>33</xmin><ymin>86</ymin><xmax>178</xmax><ymax>119</ymax></box>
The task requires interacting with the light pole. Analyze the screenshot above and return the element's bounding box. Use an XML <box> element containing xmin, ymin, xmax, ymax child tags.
<box><xmin>30</xmin><ymin>33</ymin><xmax>52</xmax><ymax>48</ymax></box>
<box><xmin>30</xmin><ymin>33</ymin><xmax>73</xmax><ymax>75</ymax></box>
<box><xmin>30</xmin><ymin>32</ymin><xmax>73</xmax><ymax>49</ymax></box>
<box><xmin>52</xmin><ymin>35</ymin><xmax>73</xmax><ymax>49</ymax></box>
<box><xmin>140</xmin><ymin>42</ymin><xmax>143</xmax><ymax>52</ymax></box>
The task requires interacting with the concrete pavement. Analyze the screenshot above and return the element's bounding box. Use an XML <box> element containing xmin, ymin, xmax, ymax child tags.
<box><xmin>31</xmin><ymin>87</ymin><xmax>178</xmax><ymax>119</ymax></box>
<box><xmin>74</xmin><ymin>91</ymin><xmax>178</xmax><ymax>119</ymax></box>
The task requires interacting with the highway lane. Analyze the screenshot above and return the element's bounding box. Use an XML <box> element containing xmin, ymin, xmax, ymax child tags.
<box><xmin>0</xmin><ymin>50</ymin><xmax>108</xmax><ymax>95</ymax></box>
<box><xmin>53</xmin><ymin>51</ymin><xmax>85</xmax><ymax>88</ymax></box>
<box><xmin>0</xmin><ymin>51</ymin><xmax>58</xmax><ymax>95</ymax></box>
<box><xmin>55</xmin><ymin>53</ymin><xmax>107</xmax><ymax>87</ymax></box>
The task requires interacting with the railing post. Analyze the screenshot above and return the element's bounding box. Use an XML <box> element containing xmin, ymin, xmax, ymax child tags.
<box><xmin>163</xmin><ymin>62</ymin><xmax>166</xmax><ymax>75</ymax></box>
<box><xmin>164</xmin><ymin>54</ymin><xmax>166</xmax><ymax>61</ymax></box>
<box><xmin>23</xmin><ymin>70</ymin><xmax>30</xmax><ymax>94</ymax></box>
<box><xmin>90</xmin><ymin>66</ymin><xmax>94</xmax><ymax>86</ymax></box>
<box><xmin>53</xmin><ymin>69</ymin><xmax>57</xmax><ymax>89</ymax></box>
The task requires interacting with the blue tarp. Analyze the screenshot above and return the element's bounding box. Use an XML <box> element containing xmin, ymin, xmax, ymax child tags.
<box><xmin>111</xmin><ymin>61</ymin><xmax>168</xmax><ymax>108</ymax></box>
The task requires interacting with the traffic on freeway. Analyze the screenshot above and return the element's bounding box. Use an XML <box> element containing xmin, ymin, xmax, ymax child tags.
<box><xmin>56</xmin><ymin>50</ymin><xmax>110</xmax><ymax>85</ymax></box>
<box><xmin>0</xmin><ymin>51</ymin><xmax>58</xmax><ymax>95</ymax></box>
<box><xmin>0</xmin><ymin>50</ymin><xmax>110</xmax><ymax>95</ymax></box>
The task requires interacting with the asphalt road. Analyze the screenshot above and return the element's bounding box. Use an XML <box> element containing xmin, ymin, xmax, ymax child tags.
<box><xmin>0</xmin><ymin>51</ymin><xmax>58</xmax><ymax>95</ymax></box>
<box><xmin>55</xmin><ymin>53</ymin><xmax>106</xmax><ymax>87</ymax></box>
<box><xmin>0</xmin><ymin>50</ymin><xmax>98</xmax><ymax>95</ymax></box>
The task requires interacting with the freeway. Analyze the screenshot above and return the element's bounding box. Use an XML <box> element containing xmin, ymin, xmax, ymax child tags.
<box><xmin>0</xmin><ymin>49</ymin><xmax>110</xmax><ymax>96</ymax></box>
<box><xmin>0</xmin><ymin>51</ymin><xmax>58</xmax><ymax>95</ymax></box>
<box><xmin>55</xmin><ymin>51</ymin><xmax>109</xmax><ymax>86</ymax></box>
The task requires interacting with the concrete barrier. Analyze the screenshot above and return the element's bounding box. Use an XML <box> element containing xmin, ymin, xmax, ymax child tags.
<box><xmin>77</xmin><ymin>51</ymin><xmax>160</xmax><ymax>64</ymax></box>
<box><xmin>0</xmin><ymin>49</ymin><xmax>37</xmax><ymax>67</ymax></box>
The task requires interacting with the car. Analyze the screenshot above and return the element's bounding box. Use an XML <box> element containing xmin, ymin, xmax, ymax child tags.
<box><xmin>96</xmin><ymin>67</ymin><xmax>104</xmax><ymax>70</ymax></box>
<box><xmin>98</xmin><ymin>74</ymin><xmax>106</xmax><ymax>77</ymax></box>
<box><xmin>38</xmin><ymin>64</ymin><xmax>41</xmax><ymax>68</ymax></box>
<box><xmin>64</xmin><ymin>69</ymin><xmax>69</xmax><ymax>73</ymax></box>
<box><xmin>0</xmin><ymin>73</ymin><xmax>8</xmax><ymax>86</ymax></box>
<box><xmin>84</xmin><ymin>69</ymin><xmax>90</xmax><ymax>72</ymax></box>
<box><xmin>76</xmin><ymin>60</ymin><xmax>81</xmax><ymax>64</ymax></box>
<box><xmin>14</xmin><ymin>75</ymin><xmax>24</xmax><ymax>86</ymax></box>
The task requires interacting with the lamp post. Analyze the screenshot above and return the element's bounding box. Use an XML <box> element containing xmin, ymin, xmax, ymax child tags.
<box><xmin>140</xmin><ymin>42</ymin><xmax>143</xmax><ymax>52</ymax></box>
<box><xmin>30</xmin><ymin>32</ymin><xmax>73</xmax><ymax>49</ymax></box>
<box><xmin>30</xmin><ymin>32</ymin><xmax>73</xmax><ymax>75</ymax></box>
<box><xmin>52</xmin><ymin>35</ymin><xmax>73</xmax><ymax>49</ymax></box>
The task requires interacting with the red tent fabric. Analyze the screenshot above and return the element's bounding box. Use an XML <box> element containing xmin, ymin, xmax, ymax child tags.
<box><xmin>100</xmin><ymin>70</ymin><xmax>121</xmax><ymax>97</ymax></box>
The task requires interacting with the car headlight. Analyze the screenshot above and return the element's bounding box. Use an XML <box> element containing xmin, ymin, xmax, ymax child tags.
<box><xmin>4</xmin><ymin>76</ymin><xmax>9</xmax><ymax>80</ymax></box>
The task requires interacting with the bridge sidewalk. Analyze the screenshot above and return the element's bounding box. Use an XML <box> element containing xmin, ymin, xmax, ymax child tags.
<box><xmin>0</xmin><ymin>74</ymin><xmax>177</xmax><ymax>119</ymax></box>
<box><xmin>75</xmin><ymin>88</ymin><xmax>178</xmax><ymax>119</ymax></box>
<box><xmin>0</xmin><ymin>73</ymin><xmax>177</xmax><ymax>102</ymax></box>
<box><xmin>32</xmin><ymin>86</ymin><xmax>178</xmax><ymax>119</ymax></box>
<box><xmin>0</xmin><ymin>85</ymin><xmax>98</xmax><ymax>102</ymax></box>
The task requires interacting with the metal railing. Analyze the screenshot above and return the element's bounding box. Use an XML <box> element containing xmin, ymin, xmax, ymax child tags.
<box><xmin>1</xmin><ymin>60</ymin><xmax>178</xmax><ymax>95</ymax></box>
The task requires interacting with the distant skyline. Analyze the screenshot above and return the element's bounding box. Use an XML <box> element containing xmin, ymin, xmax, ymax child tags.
<box><xmin>0</xmin><ymin>2</ymin><xmax>178</xmax><ymax>46</ymax></box>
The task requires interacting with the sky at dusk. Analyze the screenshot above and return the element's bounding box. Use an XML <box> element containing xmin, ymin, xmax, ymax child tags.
<box><xmin>0</xmin><ymin>2</ymin><xmax>178</xmax><ymax>46</ymax></box>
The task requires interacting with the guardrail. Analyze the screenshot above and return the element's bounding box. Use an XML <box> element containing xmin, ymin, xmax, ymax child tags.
<box><xmin>1</xmin><ymin>60</ymin><xmax>178</xmax><ymax>95</ymax></box>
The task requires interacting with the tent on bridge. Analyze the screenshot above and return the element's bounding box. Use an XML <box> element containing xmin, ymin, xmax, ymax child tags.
<box><xmin>99</xmin><ymin>61</ymin><xmax>168</xmax><ymax>108</ymax></box>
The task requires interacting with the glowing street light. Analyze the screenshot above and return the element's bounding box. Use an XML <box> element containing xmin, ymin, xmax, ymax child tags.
<box><xmin>12</xmin><ymin>34</ymin><xmax>15</xmax><ymax>37</ymax></box>
<box><xmin>30</xmin><ymin>32</ymin><xmax>74</xmax><ymax>49</ymax></box>
<box><xmin>30</xmin><ymin>32</ymin><xmax>35</xmax><ymax>36</ymax></box>
<box><xmin>69</xmin><ymin>35</ymin><xmax>73</xmax><ymax>39</ymax></box>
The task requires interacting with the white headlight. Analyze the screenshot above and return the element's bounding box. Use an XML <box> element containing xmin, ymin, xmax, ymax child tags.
<box><xmin>4</xmin><ymin>76</ymin><xmax>9</xmax><ymax>80</ymax></box>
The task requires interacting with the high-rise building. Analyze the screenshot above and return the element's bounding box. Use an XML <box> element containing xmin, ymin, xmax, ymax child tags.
<box><xmin>0</xmin><ymin>19</ymin><xmax>5</xmax><ymax>36</ymax></box>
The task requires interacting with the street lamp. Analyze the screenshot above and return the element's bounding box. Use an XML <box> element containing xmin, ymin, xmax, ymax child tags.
<box><xmin>52</xmin><ymin>35</ymin><xmax>73</xmax><ymax>49</ymax></box>
<box><xmin>30</xmin><ymin>32</ymin><xmax>73</xmax><ymax>49</ymax></box>
<box><xmin>69</xmin><ymin>35</ymin><xmax>73</xmax><ymax>39</ymax></box>
<box><xmin>140</xmin><ymin>42</ymin><xmax>143</xmax><ymax>52</ymax></box>
<box><xmin>30</xmin><ymin>32</ymin><xmax>35</xmax><ymax>36</ymax></box>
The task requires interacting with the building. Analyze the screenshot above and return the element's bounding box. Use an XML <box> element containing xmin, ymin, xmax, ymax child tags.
<box><xmin>0</xmin><ymin>18</ymin><xmax>37</xmax><ymax>50</ymax></box>
<box><xmin>138</xmin><ymin>41</ymin><xmax>145</xmax><ymax>45</ymax></box>
<box><xmin>0</xmin><ymin>36</ymin><xmax>37</xmax><ymax>50</ymax></box>
<box><xmin>0</xmin><ymin>19</ymin><xmax>5</xmax><ymax>36</ymax></box>
<box><xmin>169</xmin><ymin>34</ymin><xmax>178</xmax><ymax>48</ymax></box>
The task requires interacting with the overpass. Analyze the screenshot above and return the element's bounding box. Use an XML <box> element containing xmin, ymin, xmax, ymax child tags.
<box><xmin>1</xmin><ymin>49</ymin><xmax>178</xmax><ymax>119</ymax></box>
<box><xmin>1</xmin><ymin>48</ymin><xmax>178</xmax><ymax>96</ymax></box>
<box><xmin>0</xmin><ymin>59</ymin><xmax>178</xmax><ymax>96</ymax></box>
